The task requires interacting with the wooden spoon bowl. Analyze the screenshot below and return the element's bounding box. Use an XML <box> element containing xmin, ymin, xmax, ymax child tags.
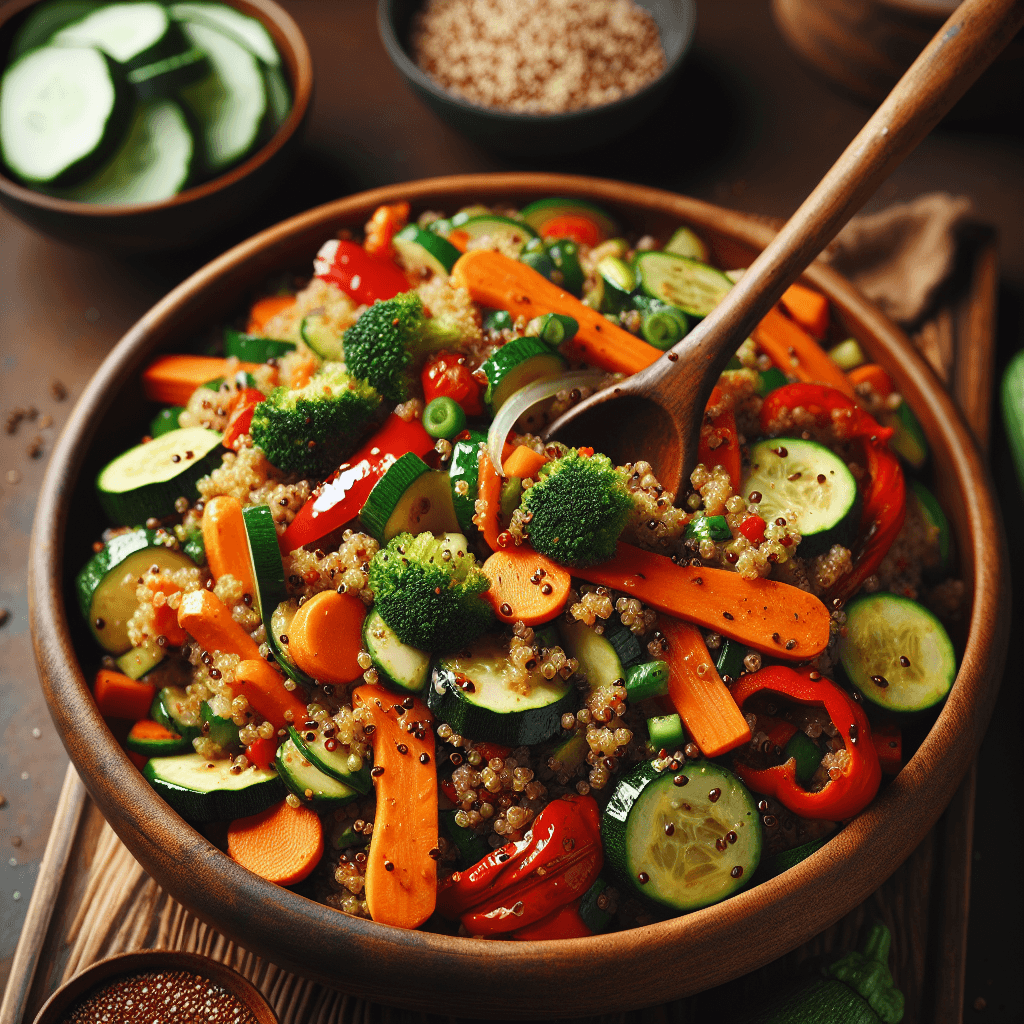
<box><xmin>28</xmin><ymin>172</ymin><xmax>1009</xmax><ymax>1016</ymax></box>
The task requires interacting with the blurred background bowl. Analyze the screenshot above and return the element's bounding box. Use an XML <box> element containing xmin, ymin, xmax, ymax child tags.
<box><xmin>378</xmin><ymin>0</ymin><xmax>696</xmax><ymax>156</ymax></box>
<box><xmin>28</xmin><ymin>173</ymin><xmax>1009</xmax><ymax>1016</ymax></box>
<box><xmin>0</xmin><ymin>0</ymin><xmax>312</xmax><ymax>253</ymax></box>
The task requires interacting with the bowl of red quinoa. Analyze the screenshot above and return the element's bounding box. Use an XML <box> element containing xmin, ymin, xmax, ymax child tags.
<box><xmin>29</xmin><ymin>172</ymin><xmax>1008</xmax><ymax>1015</ymax></box>
<box><xmin>378</xmin><ymin>0</ymin><xmax>696</xmax><ymax>155</ymax></box>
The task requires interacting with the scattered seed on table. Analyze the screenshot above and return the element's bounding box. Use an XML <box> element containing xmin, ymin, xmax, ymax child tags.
<box><xmin>6</xmin><ymin>470</ymin><xmax>21</xmax><ymax>485</ymax></box>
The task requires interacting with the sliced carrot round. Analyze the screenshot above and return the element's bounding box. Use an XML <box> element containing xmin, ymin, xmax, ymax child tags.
<box><xmin>481</xmin><ymin>546</ymin><xmax>571</xmax><ymax>625</ymax></box>
<box><xmin>227</xmin><ymin>800</ymin><xmax>324</xmax><ymax>886</ymax></box>
<box><xmin>287</xmin><ymin>590</ymin><xmax>367</xmax><ymax>685</ymax></box>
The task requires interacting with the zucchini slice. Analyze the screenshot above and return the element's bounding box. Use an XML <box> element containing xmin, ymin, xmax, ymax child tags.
<box><xmin>362</xmin><ymin>608</ymin><xmax>432</xmax><ymax>694</ymax></box>
<box><xmin>151</xmin><ymin>684</ymin><xmax>202</xmax><ymax>743</ymax></box>
<box><xmin>602</xmin><ymin>758</ymin><xmax>761</xmax><ymax>912</ymax></box>
<box><xmin>557</xmin><ymin>617</ymin><xmax>637</xmax><ymax>693</ymax></box>
<box><xmin>75</xmin><ymin>528</ymin><xmax>196</xmax><ymax>654</ymax></box>
<box><xmin>646</xmin><ymin>713</ymin><xmax>685</xmax><ymax>752</ymax></box>
<box><xmin>596</xmin><ymin>255</ymin><xmax>636</xmax><ymax>313</ymax></box>
<box><xmin>633</xmin><ymin>251</ymin><xmax>733</xmax><ymax>319</ymax></box>
<box><xmin>223</xmin><ymin>328</ymin><xmax>295</xmax><ymax>362</ymax></box>
<box><xmin>144</xmin><ymin>752</ymin><xmax>283</xmax><ymax>823</ymax></box>
<box><xmin>454</xmin><ymin>215</ymin><xmax>537</xmax><ymax>257</ymax></box>
<box><xmin>116</xmin><ymin>644</ymin><xmax>165</xmax><ymax>680</ymax></box>
<box><xmin>0</xmin><ymin>45</ymin><xmax>126</xmax><ymax>186</ymax></box>
<box><xmin>479</xmin><ymin>336</ymin><xmax>565</xmax><ymax>415</ymax></box>
<box><xmin>287</xmin><ymin>723</ymin><xmax>372</xmax><ymax>791</ymax></box>
<box><xmin>448</xmin><ymin>430</ymin><xmax>487</xmax><ymax>534</ymax></box>
<box><xmin>275</xmin><ymin>736</ymin><xmax>362</xmax><ymax>810</ymax></box>
<box><xmin>9</xmin><ymin>0</ymin><xmax>102</xmax><ymax>60</ymax></box>
<box><xmin>741</xmin><ymin>437</ymin><xmax>860</xmax><ymax>559</ymax></box>
<box><xmin>53</xmin><ymin>2</ymin><xmax>178</xmax><ymax>67</ymax></box>
<box><xmin>838</xmin><ymin>592</ymin><xmax>956</xmax><ymax>713</ymax></box>
<box><xmin>170</xmin><ymin>1</ymin><xmax>280</xmax><ymax>66</ymax></box>
<box><xmin>127</xmin><ymin>719</ymin><xmax>192</xmax><ymax>757</ymax></box>
<box><xmin>392</xmin><ymin>224</ymin><xmax>462</xmax><ymax>277</ymax></box>
<box><xmin>663</xmin><ymin>226</ymin><xmax>708</xmax><ymax>262</ymax></box>
<box><xmin>300</xmin><ymin>313</ymin><xmax>343</xmax><ymax>361</ymax></box>
<box><xmin>519</xmin><ymin>198</ymin><xmax>617</xmax><ymax>238</ymax></box>
<box><xmin>358</xmin><ymin>453</ymin><xmax>459</xmax><ymax>542</ymax></box>
<box><xmin>96</xmin><ymin>426</ymin><xmax>223</xmax><ymax>526</ymax></box>
<box><xmin>429</xmin><ymin>633</ymin><xmax>576</xmax><ymax>746</ymax></box>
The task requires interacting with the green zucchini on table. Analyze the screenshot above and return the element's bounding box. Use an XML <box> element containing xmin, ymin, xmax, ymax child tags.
<box><xmin>602</xmin><ymin>758</ymin><xmax>761</xmax><ymax>913</ymax></box>
<box><xmin>76</xmin><ymin>527</ymin><xmax>196</xmax><ymax>654</ymax></box>
<box><xmin>428</xmin><ymin>633</ymin><xmax>576</xmax><ymax>746</ymax></box>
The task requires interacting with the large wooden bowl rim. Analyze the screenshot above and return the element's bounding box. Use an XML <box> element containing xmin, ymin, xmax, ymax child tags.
<box><xmin>28</xmin><ymin>172</ymin><xmax>1009</xmax><ymax>1017</ymax></box>
<box><xmin>0</xmin><ymin>0</ymin><xmax>312</xmax><ymax>218</ymax></box>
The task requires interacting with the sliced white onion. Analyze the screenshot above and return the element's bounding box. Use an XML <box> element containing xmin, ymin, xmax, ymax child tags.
<box><xmin>486</xmin><ymin>370</ymin><xmax>607</xmax><ymax>472</ymax></box>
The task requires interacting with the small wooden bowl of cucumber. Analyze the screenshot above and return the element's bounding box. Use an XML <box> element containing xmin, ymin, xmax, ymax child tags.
<box><xmin>0</xmin><ymin>0</ymin><xmax>311</xmax><ymax>252</ymax></box>
<box><xmin>28</xmin><ymin>173</ymin><xmax>1009</xmax><ymax>1014</ymax></box>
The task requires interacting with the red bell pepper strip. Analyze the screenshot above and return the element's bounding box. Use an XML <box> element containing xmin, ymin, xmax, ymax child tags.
<box><xmin>364</xmin><ymin>201</ymin><xmax>410</xmax><ymax>260</ymax></box>
<box><xmin>730</xmin><ymin>666</ymin><xmax>881</xmax><ymax>820</ymax></box>
<box><xmin>245</xmin><ymin>733</ymin><xmax>277</xmax><ymax>771</ymax></box>
<box><xmin>313</xmin><ymin>238</ymin><xmax>410</xmax><ymax>306</ymax></box>
<box><xmin>436</xmin><ymin>794</ymin><xmax>603</xmax><ymax>937</ymax></box>
<box><xmin>760</xmin><ymin>383</ymin><xmax>905</xmax><ymax>605</ymax></box>
<box><xmin>697</xmin><ymin>385</ymin><xmax>741</xmax><ymax>490</ymax></box>
<box><xmin>222</xmin><ymin>387</ymin><xmax>266</xmax><ymax>451</ymax></box>
<box><xmin>539</xmin><ymin>213</ymin><xmax>604</xmax><ymax>247</ymax></box>
<box><xmin>422</xmin><ymin>351</ymin><xmax>485</xmax><ymax>417</ymax></box>
<box><xmin>871</xmin><ymin>722</ymin><xmax>903</xmax><ymax>775</ymax></box>
<box><xmin>510</xmin><ymin>895</ymin><xmax>594</xmax><ymax>939</ymax></box>
<box><xmin>280</xmin><ymin>414</ymin><xmax>434</xmax><ymax>553</ymax></box>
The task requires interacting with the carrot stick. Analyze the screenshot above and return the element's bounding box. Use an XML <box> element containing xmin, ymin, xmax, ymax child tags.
<box><xmin>572</xmin><ymin>542</ymin><xmax>831</xmax><ymax>660</ymax></box>
<box><xmin>698</xmin><ymin>386</ymin><xmax>741</xmax><ymax>490</ymax></box>
<box><xmin>176</xmin><ymin>589</ymin><xmax>262</xmax><ymax>661</ymax></box>
<box><xmin>246</xmin><ymin>294</ymin><xmax>296</xmax><ymax>334</ymax></box>
<box><xmin>94</xmin><ymin>669</ymin><xmax>156</xmax><ymax>720</ymax></box>
<box><xmin>847</xmin><ymin>363</ymin><xmax>895</xmax><ymax>397</ymax></box>
<box><xmin>451</xmin><ymin>250</ymin><xmax>663</xmax><ymax>375</ymax></box>
<box><xmin>233</xmin><ymin>659</ymin><xmax>309</xmax><ymax>731</ymax></box>
<box><xmin>475</xmin><ymin>447</ymin><xmax>504</xmax><ymax>551</ymax></box>
<box><xmin>128</xmin><ymin>719</ymin><xmax>181</xmax><ymax>742</ymax></box>
<box><xmin>352</xmin><ymin>685</ymin><xmax>437</xmax><ymax>930</ymax></box>
<box><xmin>202</xmin><ymin>495</ymin><xmax>256</xmax><ymax>598</ymax></box>
<box><xmin>660</xmin><ymin>617</ymin><xmax>752</xmax><ymax>757</ymax></box>
<box><xmin>286</xmin><ymin>590</ymin><xmax>366</xmax><ymax>685</ymax></box>
<box><xmin>502</xmin><ymin>445</ymin><xmax>549</xmax><ymax>479</ymax></box>
<box><xmin>142</xmin><ymin>354</ymin><xmax>268</xmax><ymax>406</ymax></box>
<box><xmin>752</xmin><ymin>307</ymin><xmax>855</xmax><ymax>399</ymax></box>
<box><xmin>780</xmin><ymin>282</ymin><xmax>830</xmax><ymax>339</ymax></box>
<box><xmin>145</xmin><ymin>574</ymin><xmax>187</xmax><ymax>646</ymax></box>
<box><xmin>364</xmin><ymin>201</ymin><xmax>410</xmax><ymax>259</ymax></box>
<box><xmin>447</xmin><ymin>229</ymin><xmax>470</xmax><ymax>253</ymax></box>
<box><xmin>481</xmin><ymin>546</ymin><xmax>572</xmax><ymax>625</ymax></box>
<box><xmin>227</xmin><ymin>799</ymin><xmax>324</xmax><ymax>885</ymax></box>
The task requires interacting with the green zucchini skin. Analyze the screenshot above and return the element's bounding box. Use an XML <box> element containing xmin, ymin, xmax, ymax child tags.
<box><xmin>448</xmin><ymin>430</ymin><xmax>487</xmax><ymax>535</ymax></box>
<box><xmin>275</xmin><ymin>736</ymin><xmax>361</xmax><ymax>810</ymax></box>
<box><xmin>362</xmin><ymin>608</ymin><xmax>431</xmax><ymax>694</ymax></box>
<box><xmin>287</xmin><ymin>724</ymin><xmax>372</xmax><ymax>793</ymax></box>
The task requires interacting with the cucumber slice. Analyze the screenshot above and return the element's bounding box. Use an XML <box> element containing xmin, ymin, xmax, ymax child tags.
<box><xmin>393</xmin><ymin>224</ymin><xmax>462</xmax><ymax>277</ymax></box>
<box><xmin>519</xmin><ymin>198</ymin><xmax>617</xmax><ymax>238</ymax></box>
<box><xmin>75</xmin><ymin>528</ymin><xmax>196</xmax><ymax>654</ymax></box>
<box><xmin>53</xmin><ymin>2</ymin><xmax>176</xmax><ymax>66</ymax></box>
<box><xmin>596</xmin><ymin>255</ymin><xmax>636</xmax><ymax>313</ymax></box>
<box><xmin>201</xmin><ymin>702</ymin><xmax>241</xmax><ymax>752</ymax></box>
<box><xmin>116</xmin><ymin>644</ymin><xmax>164</xmax><ymax>680</ymax></box>
<box><xmin>170</xmin><ymin>1</ymin><xmax>280</xmax><ymax>66</ymax></box>
<box><xmin>633</xmin><ymin>252</ymin><xmax>733</xmax><ymax>319</ymax></box>
<box><xmin>275</xmin><ymin>736</ymin><xmax>361</xmax><ymax>810</ymax></box>
<box><xmin>557</xmin><ymin>617</ymin><xmax>627</xmax><ymax>692</ymax></box>
<box><xmin>0</xmin><ymin>45</ymin><xmax>126</xmax><ymax>186</ymax></box>
<box><xmin>9</xmin><ymin>0</ymin><xmax>102</xmax><ymax>60</ymax></box>
<box><xmin>96</xmin><ymin>426</ymin><xmax>223</xmax><ymax>526</ymax></box>
<box><xmin>602</xmin><ymin>758</ymin><xmax>761</xmax><ymax>912</ymax></box>
<box><xmin>624</xmin><ymin>660</ymin><xmax>669</xmax><ymax>702</ymax></box>
<box><xmin>58</xmin><ymin>99</ymin><xmax>195</xmax><ymax>204</ymax></box>
<box><xmin>363</xmin><ymin>608</ymin><xmax>432</xmax><ymax>694</ymax></box>
<box><xmin>838</xmin><ymin>592</ymin><xmax>956</xmax><ymax>713</ymax></box>
<box><xmin>455</xmin><ymin>215</ymin><xmax>538</xmax><ymax>258</ymax></box>
<box><xmin>663</xmin><ymin>226</ymin><xmax>708</xmax><ymax>262</ymax></box>
<box><xmin>358</xmin><ymin>453</ymin><xmax>459</xmax><ymax>542</ymax></box>
<box><xmin>144</xmin><ymin>752</ymin><xmax>283</xmax><ymax>822</ymax></box>
<box><xmin>647</xmin><ymin>713</ymin><xmax>685</xmax><ymax>752</ymax></box>
<box><xmin>429</xmin><ymin>633</ymin><xmax>576</xmax><ymax>746</ymax></box>
<box><xmin>127</xmin><ymin>719</ymin><xmax>192</xmax><ymax>757</ymax></box>
<box><xmin>151</xmin><ymin>684</ymin><xmax>202</xmax><ymax>742</ymax></box>
<box><xmin>179</xmin><ymin>19</ymin><xmax>266</xmax><ymax>173</ymax></box>
<box><xmin>287</xmin><ymin>724</ymin><xmax>372</xmax><ymax>792</ymax></box>
<box><xmin>127</xmin><ymin>46</ymin><xmax>210</xmax><ymax>99</ymax></box>
<box><xmin>741</xmin><ymin>437</ymin><xmax>860</xmax><ymax>559</ymax></box>
<box><xmin>299</xmin><ymin>312</ymin><xmax>343</xmax><ymax>361</ymax></box>
<box><xmin>448</xmin><ymin>431</ymin><xmax>487</xmax><ymax>535</ymax></box>
<box><xmin>479</xmin><ymin>337</ymin><xmax>565</xmax><ymax>414</ymax></box>
<box><xmin>224</xmin><ymin>328</ymin><xmax>295</xmax><ymax>362</ymax></box>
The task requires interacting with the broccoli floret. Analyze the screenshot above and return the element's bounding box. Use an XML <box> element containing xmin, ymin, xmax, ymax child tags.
<box><xmin>249</xmin><ymin>364</ymin><xmax>380</xmax><ymax>476</ymax></box>
<box><xmin>520</xmin><ymin>449</ymin><xmax>634</xmax><ymax>567</ymax></box>
<box><xmin>368</xmin><ymin>531</ymin><xmax>493</xmax><ymax>652</ymax></box>
<box><xmin>342</xmin><ymin>291</ymin><xmax>462</xmax><ymax>401</ymax></box>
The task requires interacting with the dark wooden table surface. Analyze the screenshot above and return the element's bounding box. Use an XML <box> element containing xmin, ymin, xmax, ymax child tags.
<box><xmin>1</xmin><ymin>1</ymin><xmax>1021</xmax><ymax>1019</ymax></box>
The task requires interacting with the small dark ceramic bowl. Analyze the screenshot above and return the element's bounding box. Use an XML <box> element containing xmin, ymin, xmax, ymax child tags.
<box><xmin>29</xmin><ymin>173</ymin><xmax>1009</xmax><ymax>1017</ymax></box>
<box><xmin>378</xmin><ymin>0</ymin><xmax>696</xmax><ymax>155</ymax></box>
<box><xmin>32</xmin><ymin>950</ymin><xmax>278</xmax><ymax>1024</ymax></box>
<box><xmin>0</xmin><ymin>0</ymin><xmax>312</xmax><ymax>253</ymax></box>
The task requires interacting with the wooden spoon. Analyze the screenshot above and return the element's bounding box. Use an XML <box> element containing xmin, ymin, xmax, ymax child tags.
<box><xmin>544</xmin><ymin>0</ymin><xmax>1024</xmax><ymax>495</ymax></box>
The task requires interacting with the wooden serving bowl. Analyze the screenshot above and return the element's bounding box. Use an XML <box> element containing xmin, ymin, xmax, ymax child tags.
<box><xmin>0</xmin><ymin>0</ymin><xmax>312</xmax><ymax>253</ymax></box>
<box><xmin>28</xmin><ymin>173</ymin><xmax>1009</xmax><ymax>1017</ymax></box>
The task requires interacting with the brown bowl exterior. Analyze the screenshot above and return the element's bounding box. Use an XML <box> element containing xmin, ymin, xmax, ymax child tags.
<box><xmin>29</xmin><ymin>173</ymin><xmax>1009</xmax><ymax>1017</ymax></box>
<box><xmin>0</xmin><ymin>0</ymin><xmax>312</xmax><ymax>252</ymax></box>
<box><xmin>31</xmin><ymin>950</ymin><xmax>278</xmax><ymax>1024</ymax></box>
